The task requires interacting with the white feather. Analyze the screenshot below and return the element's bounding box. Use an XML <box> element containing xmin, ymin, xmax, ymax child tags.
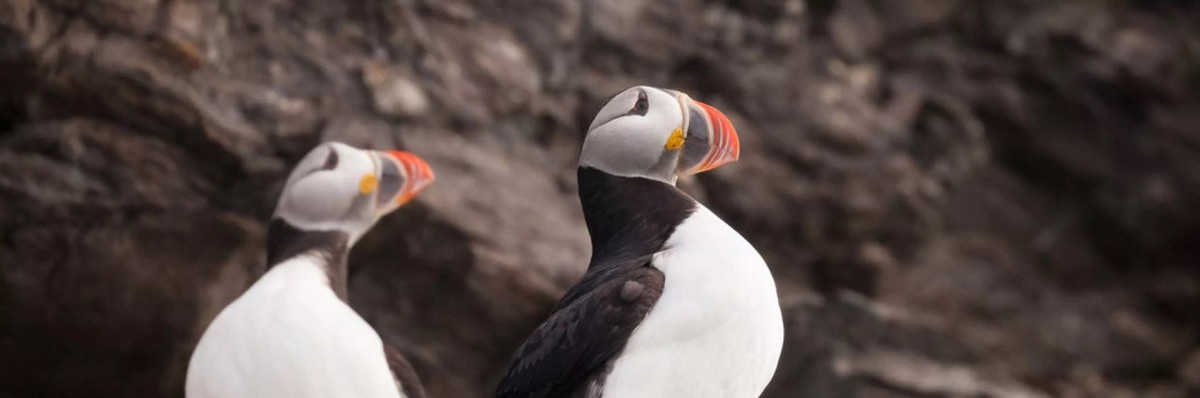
<box><xmin>185</xmin><ymin>256</ymin><xmax>404</xmax><ymax>398</ymax></box>
<box><xmin>601</xmin><ymin>205</ymin><xmax>784</xmax><ymax>397</ymax></box>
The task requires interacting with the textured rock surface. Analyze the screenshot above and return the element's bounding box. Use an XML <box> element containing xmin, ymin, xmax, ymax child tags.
<box><xmin>1</xmin><ymin>0</ymin><xmax>1198</xmax><ymax>397</ymax></box>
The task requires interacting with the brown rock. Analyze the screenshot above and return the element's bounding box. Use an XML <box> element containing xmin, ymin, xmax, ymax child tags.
<box><xmin>1181</xmin><ymin>350</ymin><xmax>1200</xmax><ymax>387</ymax></box>
<box><xmin>362</xmin><ymin>62</ymin><xmax>430</xmax><ymax>119</ymax></box>
<box><xmin>1</xmin><ymin>0</ymin><xmax>1198</xmax><ymax>397</ymax></box>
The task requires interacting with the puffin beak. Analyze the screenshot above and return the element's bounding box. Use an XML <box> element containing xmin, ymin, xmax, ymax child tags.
<box><xmin>676</xmin><ymin>96</ymin><xmax>740</xmax><ymax>175</ymax></box>
<box><xmin>372</xmin><ymin>150</ymin><xmax>435</xmax><ymax>214</ymax></box>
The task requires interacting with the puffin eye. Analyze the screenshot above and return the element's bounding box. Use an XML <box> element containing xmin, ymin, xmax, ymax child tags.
<box><xmin>630</xmin><ymin>90</ymin><xmax>649</xmax><ymax>116</ymax></box>
<box><xmin>322</xmin><ymin>149</ymin><xmax>339</xmax><ymax>170</ymax></box>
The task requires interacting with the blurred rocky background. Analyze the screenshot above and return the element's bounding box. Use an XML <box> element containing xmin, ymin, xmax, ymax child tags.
<box><xmin>1</xmin><ymin>0</ymin><xmax>1198</xmax><ymax>397</ymax></box>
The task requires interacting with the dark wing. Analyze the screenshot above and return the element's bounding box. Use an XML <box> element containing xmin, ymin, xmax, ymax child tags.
<box><xmin>384</xmin><ymin>343</ymin><xmax>427</xmax><ymax>398</ymax></box>
<box><xmin>493</xmin><ymin>262</ymin><xmax>665</xmax><ymax>398</ymax></box>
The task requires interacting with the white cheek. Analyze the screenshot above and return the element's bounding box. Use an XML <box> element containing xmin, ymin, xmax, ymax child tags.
<box><xmin>579</xmin><ymin>87</ymin><xmax>687</xmax><ymax>181</ymax></box>
<box><xmin>649</xmin><ymin>93</ymin><xmax>684</xmax><ymax>128</ymax></box>
<box><xmin>282</xmin><ymin>174</ymin><xmax>354</xmax><ymax>225</ymax></box>
<box><xmin>580</xmin><ymin>119</ymin><xmax>671</xmax><ymax>178</ymax></box>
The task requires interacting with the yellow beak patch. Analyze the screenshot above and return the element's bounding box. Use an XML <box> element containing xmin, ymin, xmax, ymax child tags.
<box><xmin>359</xmin><ymin>174</ymin><xmax>378</xmax><ymax>195</ymax></box>
<box><xmin>665</xmin><ymin>128</ymin><xmax>685</xmax><ymax>151</ymax></box>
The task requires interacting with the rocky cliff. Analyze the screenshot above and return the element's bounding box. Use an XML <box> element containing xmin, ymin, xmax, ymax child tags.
<box><xmin>1</xmin><ymin>0</ymin><xmax>1198</xmax><ymax>397</ymax></box>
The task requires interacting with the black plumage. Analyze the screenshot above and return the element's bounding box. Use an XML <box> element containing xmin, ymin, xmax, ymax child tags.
<box><xmin>492</xmin><ymin>167</ymin><xmax>695</xmax><ymax>397</ymax></box>
<box><xmin>385</xmin><ymin>344</ymin><xmax>427</xmax><ymax>398</ymax></box>
<box><xmin>265</xmin><ymin>218</ymin><xmax>350</xmax><ymax>301</ymax></box>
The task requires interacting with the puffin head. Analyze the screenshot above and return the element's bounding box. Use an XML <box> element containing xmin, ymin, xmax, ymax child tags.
<box><xmin>272</xmin><ymin>142</ymin><xmax>434</xmax><ymax>244</ymax></box>
<box><xmin>580</xmin><ymin>86</ymin><xmax>740</xmax><ymax>184</ymax></box>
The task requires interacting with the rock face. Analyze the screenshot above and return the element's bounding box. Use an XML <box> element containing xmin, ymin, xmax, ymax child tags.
<box><xmin>1</xmin><ymin>0</ymin><xmax>1197</xmax><ymax>397</ymax></box>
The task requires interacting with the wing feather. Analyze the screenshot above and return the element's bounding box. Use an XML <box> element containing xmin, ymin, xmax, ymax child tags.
<box><xmin>493</xmin><ymin>262</ymin><xmax>664</xmax><ymax>398</ymax></box>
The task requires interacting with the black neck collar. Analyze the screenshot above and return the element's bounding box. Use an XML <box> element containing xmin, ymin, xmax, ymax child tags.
<box><xmin>265</xmin><ymin>219</ymin><xmax>351</xmax><ymax>301</ymax></box>
<box><xmin>577</xmin><ymin>167</ymin><xmax>695</xmax><ymax>269</ymax></box>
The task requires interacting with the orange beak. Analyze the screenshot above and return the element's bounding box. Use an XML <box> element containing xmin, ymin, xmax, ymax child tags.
<box><xmin>371</xmin><ymin>150</ymin><xmax>434</xmax><ymax>214</ymax></box>
<box><xmin>387</xmin><ymin>150</ymin><xmax>434</xmax><ymax>205</ymax></box>
<box><xmin>677</xmin><ymin>96</ymin><xmax>741</xmax><ymax>175</ymax></box>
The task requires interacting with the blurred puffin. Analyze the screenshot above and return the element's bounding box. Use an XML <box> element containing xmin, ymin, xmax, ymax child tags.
<box><xmin>494</xmin><ymin>87</ymin><xmax>783</xmax><ymax>397</ymax></box>
<box><xmin>186</xmin><ymin>142</ymin><xmax>434</xmax><ymax>398</ymax></box>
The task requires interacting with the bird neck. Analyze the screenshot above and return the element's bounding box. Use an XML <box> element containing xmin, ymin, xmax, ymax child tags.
<box><xmin>265</xmin><ymin>218</ymin><xmax>352</xmax><ymax>302</ymax></box>
<box><xmin>577</xmin><ymin>167</ymin><xmax>695</xmax><ymax>268</ymax></box>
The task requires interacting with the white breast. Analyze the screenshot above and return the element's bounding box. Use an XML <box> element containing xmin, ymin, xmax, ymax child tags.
<box><xmin>601</xmin><ymin>205</ymin><xmax>784</xmax><ymax>397</ymax></box>
<box><xmin>185</xmin><ymin>256</ymin><xmax>404</xmax><ymax>398</ymax></box>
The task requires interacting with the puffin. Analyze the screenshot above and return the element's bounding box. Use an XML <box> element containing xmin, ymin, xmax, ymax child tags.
<box><xmin>186</xmin><ymin>142</ymin><xmax>434</xmax><ymax>398</ymax></box>
<box><xmin>493</xmin><ymin>86</ymin><xmax>784</xmax><ymax>397</ymax></box>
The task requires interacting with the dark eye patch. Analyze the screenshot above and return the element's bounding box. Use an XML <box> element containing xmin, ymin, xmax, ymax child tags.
<box><xmin>629</xmin><ymin>89</ymin><xmax>649</xmax><ymax>116</ymax></box>
<box><xmin>322</xmin><ymin>149</ymin><xmax>339</xmax><ymax>170</ymax></box>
